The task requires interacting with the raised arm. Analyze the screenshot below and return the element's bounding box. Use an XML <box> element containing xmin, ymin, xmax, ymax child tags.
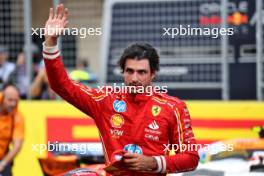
<box><xmin>43</xmin><ymin>4</ymin><xmax>106</xmax><ymax>118</ymax></box>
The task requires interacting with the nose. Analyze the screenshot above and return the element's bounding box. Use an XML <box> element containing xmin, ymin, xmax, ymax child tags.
<box><xmin>131</xmin><ymin>72</ymin><xmax>139</xmax><ymax>82</ymax></box>
<box><xmin>10</xmin><ymin>100</ymin><xmax>17</xmax><ymax>108</ymax></box>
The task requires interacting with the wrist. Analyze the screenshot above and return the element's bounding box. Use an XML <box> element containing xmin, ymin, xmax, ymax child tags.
<box><xmin>153</xmin><ymin>156</ymin><xmax>166</xmax><ymax>173</ymax></box>
<box><xmin>149</xmin><ymin>156</ymin><xmax>158</xmax><ymax>170</ymax></box>
<box><xmin>45</xmin><ymin>37</ymin><xmax>57</xmax><ymax>47</ymax></box>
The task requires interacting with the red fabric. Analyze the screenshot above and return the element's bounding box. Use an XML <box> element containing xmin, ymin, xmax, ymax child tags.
<box><xmin>44</xmin><ymin>56</ymin><xmax>199</xmax><ymax>175</ymax></box>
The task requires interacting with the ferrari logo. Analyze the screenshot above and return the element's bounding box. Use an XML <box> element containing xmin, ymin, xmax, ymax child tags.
<box><xmin>152</xmin><ymin>105</ymin><xmax>161</xmax><ymax>117</ymax></box>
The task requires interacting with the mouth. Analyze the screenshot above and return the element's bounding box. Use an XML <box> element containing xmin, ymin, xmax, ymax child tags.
<box><xmin>129</xmin><ymin>83</ymin><xmax>142</xmax><ymax>87</ymax></box>
<box><xmin>126</xmin><ymin>84</ymin><xmax>145</xmax><ymax>94</ymax></box>
<box><xmin>6</xmin><ymin>107</ymin><xmax>15</xmax><ymax>113</ymax></box>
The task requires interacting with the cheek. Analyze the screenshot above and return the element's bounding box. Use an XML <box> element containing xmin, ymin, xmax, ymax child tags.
<box><xmin>2</xmin><ymin>101</ymin><xmax>9</xmax><ymax>108</ymax></box>
<box><xmin>140</xmin><ymin>74</ymin><xmax>152</xmax><ymax>82</ymax></box>
<box><xmin>123</xmin><ymin>73</ymin><xmax>131</xmax><ymax>81</ymax></box>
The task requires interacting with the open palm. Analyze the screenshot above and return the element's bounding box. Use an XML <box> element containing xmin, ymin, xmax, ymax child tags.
<box><xmin>44</xmin><ymin>4</ymin><xmax>68</xmax><ymax>38</ymax></box>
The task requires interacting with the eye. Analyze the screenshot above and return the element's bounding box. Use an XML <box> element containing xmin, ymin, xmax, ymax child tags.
<box><xmin>125</xmin><ymin>68</ymin><xmax>134</xmax><ymax>74</ymax></box>
<box><xmin>138</xmin><ymin>70</ymin><xmax>147</xmax><ymax>75</ymax></box>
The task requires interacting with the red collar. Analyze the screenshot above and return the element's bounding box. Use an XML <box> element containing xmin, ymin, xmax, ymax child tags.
<box><xmin>126</xmin><ymin>93</ymin><xmax>152</xmax><ymax>102</ymax></box>
<box><xmin>123</xmin><ymin>86</ymin><xmax>156</xmax><ymax>102</ymax></box>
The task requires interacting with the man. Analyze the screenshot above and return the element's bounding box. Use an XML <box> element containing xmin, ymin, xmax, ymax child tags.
<box><xmin>9</xmin><ymin>44</ymin><xmax>39</xmax><ymax>99</ymax></box>
<box><xmin>0</xmin><ymin>46</ymin><xmax>15</xmax><ymax>89</ymax></box>
<box><xmin>43</xmin><ymin>4</ymin><xmax>199</xmax><ymax>175</ymax></box>
<box><xmin>0</xmin><ymin>84</ymin><xmax>24</xmax><ymax>176</ymax></box>
<box><xmin>30</xmin><ymin>65</ymin><xmax>56</xmax><ymax>100</ymax></box>
<box><xmin>8</xmin><ymin>52</ymin><xmax>29</xmax><ymax>99</ymax></box>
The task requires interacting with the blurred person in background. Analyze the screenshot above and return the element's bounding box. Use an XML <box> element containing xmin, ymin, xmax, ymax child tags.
<box><xmin>8</xmin><ymin>44</ymin><xmax>40</xmax><ymax>99</ymax></box>
<box><xmin>0</xmin><ymin>84</ymin><xmax>24</xmax><ymax>176</ymax></box>
<box><xmin>8</xmin><ymin>53</ymin><xmax>28</xmax><ymax>99</ymax></box>
<box><xmin>0</xmin><ymin>46</ymin><xmax>15</xmax><ymax>90</ymax></box>
<box><xmin>42</xmin><ymin>4</ymin><xmax>199</xmax><ymax>175</ymax></box>
<box><xmin>69</xmin><ymin>59</ymin><xmax>97</xmax><ymax>85</ymax></box>
<box><xmin>30</xmin><ymin>61</ymin><xmax>56</xmax><ymax>99</ymax></box>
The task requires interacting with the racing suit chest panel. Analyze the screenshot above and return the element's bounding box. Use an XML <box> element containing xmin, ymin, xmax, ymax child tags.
<box><xmin>97</xmin><ymin>94</ymin><xmax>173</xmax><ymax>156</ymax></box>
<box><xmin>134</xmin><ymin>101</ymin><xmax>172</xmax><ymax>155</ymax></box>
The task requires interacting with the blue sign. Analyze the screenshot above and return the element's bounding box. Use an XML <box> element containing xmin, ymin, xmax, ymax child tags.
<box><xmin>113</xmin><ymin>100</ymin><xmax>126</xmax><ymax>112</ymax></box>
<box><xmin>124</xmin><ymin>144</ymin><xmax>143</xmax><ymax>155</ymax></box>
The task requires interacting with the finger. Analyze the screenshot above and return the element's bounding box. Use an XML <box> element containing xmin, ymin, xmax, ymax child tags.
<box><xmin>63</xmin><ymin>20</ymin><xmax>69</xmax><ymax>28</ymax></box>
<box><xmin>123</xmin><ymin>158</ymin><xmax>138</xmax><ymax>164</ymax></box>
<box><xmin>56</xmin><ymin>4</ymin><xmax>62</xmax><ymax>19</ymax></box>
<box><xmin>58</xmin><ymin>4</ymin><xmax>64</xmax><ymax>19</ymax></box>
<box><xmin>54</xmin><ymin>5</ymin><xmax>59</xmax><ymax>19</ymax></box>
<box><xmin>123</xmin><ymin>152</ymin><xmax>138</xmax><ymax>158</ymax></box>
<box><xmin>48</xmin><ymin>8</ymin><xmax>54</xmax><ymax>20</ymax></box>
<box><xmin>127</xmin><ymin>167</ymin><xmax>140</xmax><ymax>171</ymax></box>
<box><xmin>125</xmin><ymin>162</ymin><xmax>138</xmax><ymax>168</ymax></box>
<box><xmin>62</xmin><ymin>8</ymin><xmax>69</xmax><ymax>22</ymax></box>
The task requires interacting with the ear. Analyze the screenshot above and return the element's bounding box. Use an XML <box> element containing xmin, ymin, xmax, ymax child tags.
<box><xmin>151</xmin><ymin>71</ymin><xmax>156</xmax><ymax>80</ymax></box>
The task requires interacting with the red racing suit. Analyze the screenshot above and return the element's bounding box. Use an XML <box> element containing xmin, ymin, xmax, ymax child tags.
<box><xmin>43</xmin><ymin>43</ymin><xmax>199</xmax><ymax>175</ymax></box>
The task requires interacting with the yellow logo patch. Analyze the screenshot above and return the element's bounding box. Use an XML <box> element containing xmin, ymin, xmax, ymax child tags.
<box><xmin>152</xmin><ymin>105</ymin><xmax>161</xmax><ymax>116</ymax></box>
<box><xmin>110</xmin><ymin>114</ymin><xmax>124</xmax><ymax>128</ymax></box>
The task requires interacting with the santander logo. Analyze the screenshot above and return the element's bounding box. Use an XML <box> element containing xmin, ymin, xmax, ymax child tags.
<box><xmin>148</xmin><ymin>120</ymin><xmax>159</xmax><ymax>130</ymax></box>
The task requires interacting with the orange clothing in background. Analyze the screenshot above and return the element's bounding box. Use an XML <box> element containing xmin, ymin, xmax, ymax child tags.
<box><xmin>0</xmin><ymin>93</ymin><xmax>24</xmax><ymax>159</ymax></box>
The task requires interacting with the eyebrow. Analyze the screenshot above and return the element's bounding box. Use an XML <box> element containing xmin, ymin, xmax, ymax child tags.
<box><xmin>125</xmin><ymin>67</ymin><xmax>147</xmax><ymax>72</ymax></box>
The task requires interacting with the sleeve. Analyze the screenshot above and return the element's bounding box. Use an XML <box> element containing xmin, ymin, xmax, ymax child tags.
<box><xmin>12</xmin><ymin>111</ymin><xmax>25</xmax><ymax>140</ymax></box>
<box><xmin>43</xmin><ymin>42</ymin><xmax>106</xmax><ymax>119</ymax></box>
<box><xmin>154</xmin><ymin>102</ymin><xmax>199</xmax><ymax>173</ymax></box>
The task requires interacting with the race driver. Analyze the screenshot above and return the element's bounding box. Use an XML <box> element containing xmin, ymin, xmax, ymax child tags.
<box><xmin>43</xmin><ymin>4</ymin><xmax>199</xmax><ymax>175</ymax></box>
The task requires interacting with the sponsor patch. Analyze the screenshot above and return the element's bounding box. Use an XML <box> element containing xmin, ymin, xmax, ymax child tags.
<box><xmin>151</xmin><ymin>105</ymin><xmax>161</xmax><ymax>116</ymax></box>
<box><xmin>145</xmin><ymin>134</ymin><xmax>159</xmax><ymax>141</ymax></box>
<box><xmin>148</xmin><ymin>120</ymin><xmax>159</xmax><ymax>130</ymax></box>
<box><xmin>183</xmin><ymin>108</ymin><xmax>190</xmax><ymax>117</ymax></box>
<box><xmin>110</xmin><ymin>128</ymin><xmax>124</xmax><ymax>138</ymax></box>
<box><xmin>144</xmin><ymin>128</ymin><xmax>161</xmax><ymax>135</ymax></box>
<box><xmin>110</xmin><ymin>114</ymin><xmax>124</xmax><ymax>128</ymax></box>
<box><xmin>113</xmin><ymin>100</ymin><xmax>126</xmax><ymax>112</ymax></box>
<box><xmin>124</xmin><ymin>144</ymin><xmax>143</xmax><ymax>154</ymax></box>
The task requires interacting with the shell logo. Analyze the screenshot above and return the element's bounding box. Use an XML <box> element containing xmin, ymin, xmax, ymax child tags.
<box><xmin>110</xmin><ymin>114</ymin><xmax>124</xmax><ymax>128</ymax></box>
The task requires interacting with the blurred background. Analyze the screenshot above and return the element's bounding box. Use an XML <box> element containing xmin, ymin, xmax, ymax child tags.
<box><xmin>0</xmin><ymin>0</ymin><xmax>264</xmax><ymax>175</ymax></box>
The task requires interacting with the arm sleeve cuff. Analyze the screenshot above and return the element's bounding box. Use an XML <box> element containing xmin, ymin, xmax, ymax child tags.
<box><xmin>42</xmin><ymin>42</ymin><xmax>60</xmax><ymax>60</ymax></box>
<box><xmin>153</xmin><ymin>156</ymin><xmax>166</xmax><ymax>173</ymax></box>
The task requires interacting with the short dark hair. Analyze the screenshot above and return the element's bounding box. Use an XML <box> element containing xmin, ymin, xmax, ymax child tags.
<box><xmin>118</xmin><ymin>43</ymin><xmax>160</xmax><ymax>73</ymax></box>
<box><xmin>2</xmin><ymin>82</ymin><xmax>20</xmax><ymax>94</ymax></box>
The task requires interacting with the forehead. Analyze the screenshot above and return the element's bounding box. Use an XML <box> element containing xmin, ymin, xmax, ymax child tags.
<box><xmin>124</xmin><ymin>58</ymin><xmax>150</xmax><ymax>70</ymax></box>
<box><xmin>3</xmin><ymin>86</ymin><xmax>19</xmax><ymax>99</ymax></box>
